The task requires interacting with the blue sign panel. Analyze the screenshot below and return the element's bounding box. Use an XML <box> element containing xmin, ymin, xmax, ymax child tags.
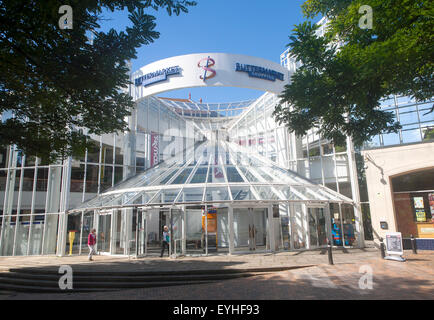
<box><xmin>135</xmin><ymin>66</ymin><xmax>181</xmax><ymax>87</ymax></box>
<box><xmin>235</xmin><ymin>63</ymin><xmax>284</xmax><ymax>82</ymax></box>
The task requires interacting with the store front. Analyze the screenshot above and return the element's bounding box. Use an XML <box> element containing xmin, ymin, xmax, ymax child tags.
<box><xmin>392</xmin><ymin>168</ymin><xmax>434</xmax><ymax>248</ymax></box>
<box><xmin>67</xmin><ymin>202</ymin><xmax>356</xmax><ymax>258</ymax></box>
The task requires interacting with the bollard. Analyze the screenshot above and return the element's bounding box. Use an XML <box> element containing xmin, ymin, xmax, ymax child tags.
<box><xmin>379</xmin><ymin>237</ymin><xmax>386</xmax><ymax>259</ymax></box>
<box><xmin>327</xmin><ymin>239</ymin><xmax>334</xmax><ymax>265</ymax></box>
<box><xmin>411</xmin><ymin>234</ymin><xmax>418</xmax><ymax>254</ymax></box>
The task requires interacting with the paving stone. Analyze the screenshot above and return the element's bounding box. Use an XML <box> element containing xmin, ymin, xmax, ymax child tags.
<box><xmin>1</xmin><ymin>249</ymin><xmax>432</xmax><ymax>299</ymax></box>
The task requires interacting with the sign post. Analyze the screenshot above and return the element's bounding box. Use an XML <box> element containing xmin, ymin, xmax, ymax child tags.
<box><xmin>384</xmin><ymin>232</ymin><xmax>406</xmax><ymax>262</ymax></box>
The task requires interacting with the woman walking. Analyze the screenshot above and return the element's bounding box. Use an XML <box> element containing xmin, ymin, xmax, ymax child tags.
<box><xmin>160</xmin><ymin>225</ymin><xmax>170</xmax><ymax>257</ymax></box>
<box><xmin>88</xmin><ymin>228</ymin><xmax>97</xmax><ymax>261</ymax></box>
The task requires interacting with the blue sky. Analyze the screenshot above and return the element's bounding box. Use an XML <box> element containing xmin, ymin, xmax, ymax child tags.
<box><xmin>98</xmin><ymin>0</ymin><xmax>312</xmax><ymax>102</ymax></box>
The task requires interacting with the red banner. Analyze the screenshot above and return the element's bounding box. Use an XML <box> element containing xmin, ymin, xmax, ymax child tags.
<box><xmin>150</xmin><ymin>131</ymin><xmax>159</xmax><ymax>167</ymax></box>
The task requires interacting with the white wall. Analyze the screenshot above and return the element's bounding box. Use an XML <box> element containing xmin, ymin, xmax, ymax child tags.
<box><xmin>363</xmin><ymin>142</ymin><xmax>434</xmax><ymax>242</ymax></box>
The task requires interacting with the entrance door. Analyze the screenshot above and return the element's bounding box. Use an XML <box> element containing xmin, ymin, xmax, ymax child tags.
<box><xmin>185</xmin><ymin>208</ymin><xmax>204</xmax><ymax>255</ymax></box>
<box><xmin>233</xmin><ymin>207</ymin><xmax>268</xmax><ymax>252</ymax></box>
<box><xmin>137</xmin><ymin>209</ymin><xmax>146</xmax><ymax>256</ymax></box>
<box><xmin>308</xmin><ymin>207</ymin><xmax>327</xmax><ymax>248</ymax></box>
<box><xmin>171</xmin><ymin>209</ymin><xmax>183</xmax><ymax>256</ymax></box>
<box><xmin>145</xmin><ymin>209</ymin><xmax>170</xmax><ymax>256</ymax></box>
<box><xmin>97</xmin><ymin>212</ymin><xmax>112</xmax><ymax>254</ymax></box>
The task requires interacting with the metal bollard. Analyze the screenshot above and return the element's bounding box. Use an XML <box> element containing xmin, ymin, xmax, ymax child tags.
<box><xmin>379</xmin><ymin>237</ymin><xmax>386</xmax><ymax>259</ymax></box>
<box><xmin>327</xmin><ymin>239</ymin><xmax>334</xmax><ymax>265</ymax></box>
<box><xmin>411</xmin><ymin>234</ymin><xmax>418</xmax><ymax>254</ymax></box>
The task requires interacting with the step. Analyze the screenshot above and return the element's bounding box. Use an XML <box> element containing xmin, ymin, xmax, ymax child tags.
<box><xmin>7</xmin><ymin>265</ymin><xmax>308</xmax><ymax>276</ymax></box>
<box><xmin>0</xmin><ymin>271</ymin><xmax>257</xmax><ymax>283</ymax></box>
<box><xmin>0</xmin><ymin>278</ymin><xmax>219</xmax><ymax>293</ymax></box>
<box><xmin>0</xmin><ymin>283</ymin><xmax>120</xmax><ymax>294</ymax></box>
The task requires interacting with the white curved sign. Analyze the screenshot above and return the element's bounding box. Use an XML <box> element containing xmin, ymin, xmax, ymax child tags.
<box><xmin>131</xmin><ymin>53</ymin><xmax>291</xmax><ymax>101</ymax></box>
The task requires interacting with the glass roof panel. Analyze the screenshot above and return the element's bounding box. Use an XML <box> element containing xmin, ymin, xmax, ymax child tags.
<box><xmin>231</xmin><ymin>186</ymin><xmax>257</xmax><ymax>201</ymax></box>
<box><xmin>190</xmin><ymin>167</ymin><xmax>208</xmax><ymax>184</ymax></box>
<box><xmin>143</xmin><ymin>191</ymin><xmax>158</xmax><ymax>204</ymax></box>
<box><xmin>150</xmin><ymin>189</ymin><xmax>181</xmax><ymax>204</ymax></box>
<box><xmin>205</xmin><ymin>187</ymin><xmax>230</xmax><ymax>202</ymax></box>
<box><xmin>171</xmin><ymin>168</ymin><xmax>193</xmax><ymax>185</ymax></box>
<box><xmin>276</xmin><ymin>186</ymin><xmax>306</xmax><ymax>201</ymax></box>
<box><xmin>151</xmin><ymin>168</ymin><xmax>178</xmax><ymax>186</ymax></box>
<box><xmin>254</xmin><ymin>186</ymin><xmax>282</xmax><ymax>201</ymax></box>
<box><xmin>291</xmin><ymin>186</ymin><xmax>329</xmax><ymax>201</ymax></box>
<box><xmin>122</xmin><ymin>192</ymin><xmax>140</xmax><ymax>204</ymax></box>
<box><xmin>176</xmin><ymin>187</ymin><xmax>204</xmax><ymax>203</ymax></box>
<box><xmin>239</xmin><ymin>167</ymin><xmax>260</xmax><ymax>182</ymax></box>
<box><xmin>207</xmin><ymin>166</ymin><xmax>226</xmax><ymax>183</ymax></box>
<box><xmin>315</xmin><ymin>186</ymin><xmax>341</xmax><ymax>201</ymax></box>
<box><xmin>252</xmin><ymin>166</ymin><xmax>276</xmax><ymax>182</ymax></box>
<box><xmin>226</xmin><ymin>166</ymin><xmax>244</xmax><ymax>183</ymax></box>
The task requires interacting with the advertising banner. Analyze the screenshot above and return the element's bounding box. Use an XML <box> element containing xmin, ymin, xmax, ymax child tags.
<box><xmin>413</xmin><ymin>197</ymin><xmax>424</xmax><ymax>209</ymax></box>
<box><xmin>150</xmin><ymin>131</ymin><xmax>159</xmax><ymax>167</ymax></box>
<box><xmin>385</xmin><ymin>232</ymin><xmax>404</xmax><ymax>256</ymax></box>
<box><xmin>415</xmin><ymin>209</ymin><xmax>426</xmax><ymax>222</ymax></box>
<box><xmin>202</xmin><ymin>208</ymin><xmax>217</xmax><ymax>233</ymax></box>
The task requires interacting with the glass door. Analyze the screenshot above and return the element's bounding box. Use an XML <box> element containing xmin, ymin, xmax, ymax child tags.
<box><xmin>145</xmin><ymin>209</ymin><xmax>161</xmax><ymax>256</ymax></box>
<box><xmin>251</xmin><ymin>208</ymin><xmax>267</xmax><ymax>250</ymax></box>
<box><xmin>216</xmin><ymin>207</ymin><xmax>229</xmax><ymax>253</ymax></box>
<box><xmin>97</xmin><ymin>212</ymin><xmax>112</xmax><ymax>254</ymax></box>
<box><xmin>233</xmin><ymin>207</ymin><xmax>268</xmax><ymax>252</ymax></box>
<box><xmin>233</xmin><ymin>208</ymin><xmax>250</xmax><ymax>252</ymax></box>
<box><xmin>137</xmin><ymin>209</ymin><xmax>146</xmax><ymax>256</ymax></box>
<box><xmin>144</xmin><ymin>209</ymin><xmax>170</xmax><ymax>256</ymax></box>
<box><xmin>185</xmin><ymin>208</ymin><xmax>204</xmax><ymax>255</ymax></box>
<box><xmin>113</xmin><ymin>209</ymin><xmax>125</xmax><ymax>254</ymax></box>
<box><xmin>308</xmin><ymin>207</ymin><xmax>327</xmax><ymax>248</ymax></box>
<box><xmin>171</xmin><ymin>209</ymin><xmax>183</xmax><ymax>256</ymax></box>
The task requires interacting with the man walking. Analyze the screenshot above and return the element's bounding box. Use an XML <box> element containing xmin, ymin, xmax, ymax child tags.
<box><xmin>88</xmin><ymin>228</ymin><xmax>97</xmax><ymax>261</ymax></box>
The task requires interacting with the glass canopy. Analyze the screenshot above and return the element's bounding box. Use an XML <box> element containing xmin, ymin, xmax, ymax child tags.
<box><xmin>71</xmin><ymin>139</ymin><xmax>353</xmax><ymax>213</ymax></box>
<box><xmin>157</xmin><ymin>97</ymin><xmax>255</xmax><ymax>118</ymax></box>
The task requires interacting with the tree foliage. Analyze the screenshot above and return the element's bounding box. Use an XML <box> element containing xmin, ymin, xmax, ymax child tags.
<box><xmin>0</xmin><ymin>0</ymin><xmax>196</xmax><ymax>162</ymax></box>
<box><xmin>274</xmin><ymin>0</ymin><xmax>433</xmax><ymax>146</ymax></box>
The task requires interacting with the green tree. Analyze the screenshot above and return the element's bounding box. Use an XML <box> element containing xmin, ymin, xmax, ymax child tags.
<box><xmin>0</xmin><ymin>0</ymin><xmax>196</xmax><ymax>162</ymax></box>
<box><xmin>274</xmin><ymin>0</ymin><xmax>433</xmax><ymax>146</ymax></box>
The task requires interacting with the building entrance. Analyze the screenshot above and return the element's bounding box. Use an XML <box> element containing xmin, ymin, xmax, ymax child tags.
<box><xmin>97</xmin><ymin>212</ymin><xmax>111</xmax><ymax>254</ymax></box>
<box><xmin>233</xmin><ymin>207</ymin><xmax>268</xmax><ymax>252</ymax></box>
<box><xmin>307</xmin><ymin>207</ymin><xmax>328</xmax><ymax>248</ymax></box>
<box><xmin>141</xmin><ymin>209</ymin><xmax>170</xmax><ymax>256</ymax></box>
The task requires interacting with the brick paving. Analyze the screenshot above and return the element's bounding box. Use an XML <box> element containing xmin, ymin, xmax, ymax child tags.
<box><xmin>1</xmin><ymin>249</ymin><xmax>433</xmax><ymax>300</ymax></box>
<box><xmin>0</xmin><ymin>247</ymin><xmax>378</xmax><ymax>273</ymax></box>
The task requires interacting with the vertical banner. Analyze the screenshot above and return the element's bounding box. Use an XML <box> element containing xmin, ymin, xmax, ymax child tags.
<box><xmin>150</xmin><ymin>131</ymin><xmax>159</xmax><ymax>167</ymax></box>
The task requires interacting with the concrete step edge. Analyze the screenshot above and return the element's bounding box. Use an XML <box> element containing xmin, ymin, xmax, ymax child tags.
<box><xmin>0</xmin><ymin>279</ymin><xmax>218</xmax><ymax>292</ymax></box>
<box><xmin>6</xmin><ymin>265</ymin><xmax>312</xmax><ymax>276</ymax></box>
<box><xmin>0</xmin><ymin>272</ymin><xmax>256</xmax><ymax>283</ymax></box>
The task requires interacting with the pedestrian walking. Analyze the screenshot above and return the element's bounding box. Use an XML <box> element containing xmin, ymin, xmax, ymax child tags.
<box><xmin>160</xmin><ymin>225</ymin><xmax>170</xmax><ymax>257</ymax></box>
<box><xmin>88</xmin><ymin>228</ymin><xmax>96</xmax><ymax>261</ymax></box>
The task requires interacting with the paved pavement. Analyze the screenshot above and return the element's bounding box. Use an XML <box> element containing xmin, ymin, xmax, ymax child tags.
<box><xmin>1</xmin><ymin>249</ymin><xmax>433</xmax><ymax>300</ymax></box>
<box><xmin>0</xmin><ymin>247</ymin><xmax>378</xmax><ymax>273</ymax></box>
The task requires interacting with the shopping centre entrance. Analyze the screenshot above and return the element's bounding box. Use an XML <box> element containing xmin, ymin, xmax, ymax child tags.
<box><xmin>89</xmin><ymin>205</ymin><xmax>276</xmax><ymax>257</ymax></box>
<box><xmin>87</xmin><ymin>203</ymin><xmax>346</xmax><ymax>257</ymax></box>
<box><xmin>60</xmin><ymin>52</ymin><xmax>362</xmax><ymax>257</ymax></box>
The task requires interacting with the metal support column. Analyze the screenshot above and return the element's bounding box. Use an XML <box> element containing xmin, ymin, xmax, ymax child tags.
<box><xmin>228</xmin><ymin>205</ymin><xmax>234</xmax><ymax>254</ymax></box>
